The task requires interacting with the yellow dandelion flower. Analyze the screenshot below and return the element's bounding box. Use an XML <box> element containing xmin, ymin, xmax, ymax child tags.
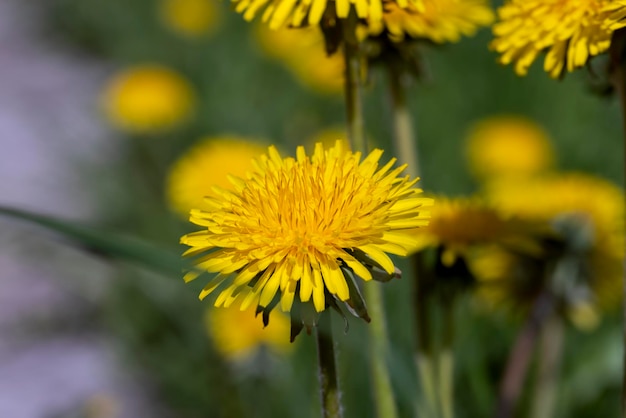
<box><xmin>368</xmin><ymin>0</ymin><xmax>494</xmax><ymax>43</ymax></box>
<box><xmin>256</xmin><ymin>26</ymin><xmax>344</xmax><ymax>94</ymax></box>
<box><xmin>159</xmin><ymin>0</ymin><xmax>221</xmax><ymax>37</ymax></box>
<box><xmin>181</xmin><ymin>141</ymin><xmax>431</xmax><ymax>319</ymax></box>
<box><xmin>234</xmin><ymin>0</ymin><xmax>423</xmax><ymax>29</ymax></box>
<box><xmin>166</xmin><ymin>137</ymin><xmax>268</xmax><ymax>217</ymax></box>
<box><xmin>465</xmin><ymin>115</ymin><xmax>555</xmax><ymax>180</ymax></box>
<box><xmin>475</xmin><ymin>173</ymin><xmax>625</xmax><ymax>319</ymax></box>
<box><xmin>491</xmin><ymin>0</ymin><xmax>626</xmax><ymax>78</ymax></box>
<box><xmin>410</xmin><ymin>196</ymin><xmax>531</xmax><ymax>267</ymax></box>
<box><xmin>101</xmin><ymin>65</ymin><xmax>194</xmax><ymax>133</ymax></box>
<box><xmin>205</xmin><ymin>304</ymin><xmax>292</xmax><ymax>359</ymax></box>
<box><xmin>305</xmin><ymin>127</ymin><xmax>351</xmax><ymax>153</ymax></box>
<box><xmin>485</xmin><ymin>173</ymin><xmax>624</xmax><ymax>255</ymax></box>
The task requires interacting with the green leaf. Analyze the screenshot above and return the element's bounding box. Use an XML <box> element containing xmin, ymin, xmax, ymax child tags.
<box><xmin>0</xmin><ymin>206</ymin><xmax>189</xmax><ymax>276</ymax></box>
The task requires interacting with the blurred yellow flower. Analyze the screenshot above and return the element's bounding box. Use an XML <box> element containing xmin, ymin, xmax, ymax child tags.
<box><xmin>474</xmin><ymin>173</ymin><xmax>625</xmax><ymax>321</ymax></box>
<box><xmin>367</xmin><ymin>0</ymin><xmax>494</xmax><ymax>43</ymax></box>
<box><xmin>409</xmin><ymin>196</ymin><xmax>530</xmax><ymax>267</ymax></box>
<box><xmin>491</xmin><ymin>0</ymin><xmax>626</xmax><ymax>77</ymax></box>
<box><xmin>166</xmin><ymin>137</ymin><xmax>268</xmax><ymax>217</ymax></box>
<box><xmin>465</xmin><ymin>116</ymin><xmax>555</xmax><ymax>180</ymax></box>
<box><xmin>159</xmin><ymin>0</ymin><xmax>220</xmax><ymax>37</ymax></box>
<box><xmin>206</xmin><ymin>304</ymin><xmax>292</xmax><ymax>359</ymax></box>
<box><xmin>234</xmin><ymin>0</ymin><xmax>423</xmax><ymax>29</ymax></box>
<box><xmin>485</xmin><ymin>173</ymin><xmax>624</xmax><ymax>254</ymax></box>
<box><xmin>305</xmin><ymin>127</ymin><xmax>350</xmax><ymax>152</ymax></box>
<box><xmin>102</xmin><ymin>65</ymin><xmax>194</xmax><ymax>133</ymax></box>
<box><xmin>256</xmin><ymin>26</ymin><xmax>344</xmax><ymax>94</ymax></box>
<box><xmin>182</xmin><ymin>141</ymin><xmax>431</xmax><ymax>317</ymax></box>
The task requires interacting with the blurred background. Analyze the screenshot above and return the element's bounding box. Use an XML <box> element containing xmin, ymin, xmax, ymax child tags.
<box><xmin>0</xmin><ymin>0</ymin><xmax>623</xmax><ymax>417</ymax></box>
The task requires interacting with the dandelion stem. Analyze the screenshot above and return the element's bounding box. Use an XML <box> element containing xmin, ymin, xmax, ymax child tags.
<box><xmin>413</xmin><ymin>254</ymin><xmax>438</xmax><ymax>418</ymax></box>
<box><xmin>608</xmin><ymin>28</ymin><xmax>626</xmax><ymax>416</ymax></box>
<box><xmin>387</xmin><ymin>62</ymin><xmax>420</xmax><ymax>178</ymax></box>
<box><xmin>438</xmin><ymin>294</ymin><xmax>456</xmax><ymax>418</ymax></box>
<box><xmin>530</xmin><ymin>315</ymin><xmax>564</xmax><ymax>418</ymax></box>
<box><xmin>342</xmin><ymin>9</ymin><xmax>367</xmax><ymax>153</ymax></box>
<box><xmin>494</xmin><ymin>291</ymin><xmax>554</xmax><ymax>418</ymax></box>
<box><xmin>316</xmin><ymin>314</ymin><xmax>343</xmax><ymax>418</ymax></box>
<box><xmin>342</xmin><ymin>9</ymin><xmax>398</xmax><ymax>418</ymax></box>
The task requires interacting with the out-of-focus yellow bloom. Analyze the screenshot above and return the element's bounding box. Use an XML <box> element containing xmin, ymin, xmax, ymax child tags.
<box><xmin>409</xmin><ymin>196</ymin><xmax>531</xmax><ymax>266</ymax></box>
<box><xmin>305</xmin><ymin>127</ymin><xmax>350</xmax><ymax>152</ymax></box>
<box><xmin>205</xmin><ymin>304</ymin><xmax>292</xmax><ymax>359</ymax></box>
<box><xmin>181</xmin><ymin>141</ymin><xmax>431</xmax><ymax>316</ymax></box>
<box><xmin>234</xmin><ymin>0</ymin><xmax>423</xmax><ymax>29</ymax></box>
<box><xmin>465</xmin><ymin>116</ymin><xmax>555</xmax><ymax>180</ymax></box>
<box><xmin>474</xmin><ymin>173</ymin><xmax>625</xmax><ymax>323</ymax></box>
<box><xmin>367</xmin><ymin>0</ymin><xmax>494</xmax><ymax>43</ymax></box>
<box><xmin>166</xmin><ymin>137</ymin><xmax>268</xmax><ymax>217</ymax></box>
<box><xmin>485</xmin><ymin>173</ymin><xmax>623</xmax><ymax>255</ymax></box>
<box><xmin>159</xmin><ymin>0</ymin><xmax>220</xmax><ymax>37</ymax></box>
<box><xmin>491</xmin><ymin>0</ymin><xmax>626</xmax><ymax>77</ymax></box>
<box><xmin>257</xmin><ymin>26</ymin><xmax>344</xmax><ymax>94</ymax></box>
<box><xmin>101</xmin><ymin>65</ymin><xmax>194</xmax><ymax>133</ymax></box>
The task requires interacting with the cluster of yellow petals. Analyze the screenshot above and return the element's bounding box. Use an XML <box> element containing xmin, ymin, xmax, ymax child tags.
<box><xmin>482</xmin><ymin>173</ymin><xmax>624</xmax><ymax>310</ymax></box>
<box><xmin>205</xmin><ymin>304</ymin><xmax>292</xmax><ymax>359</ymax></box>
<box><xmin>256</xmin><ymin>26</ymin><xmax>344</xmax><ymax>94</ymax></box>
<box><xmin>166</xmin><ymin>137</ymin><xmax>268</xmax><ymax>217</ymax></box>
<box><xmin>233</xmin><ymin>0</ymin><xmax>423</xmax><ymax>29</ymax></box>
<box><xmin>159</xmin><ymin>0</ymin><xmax>221</xmax><ymax>37</ymax></box>
<box><xmin>491</xmin><ymin>0</ymin><xmax>626</xmax><ymax>77</ymax></box>
<box><xmin>465</xmin><ymin>115</ymin><xmax>554</xmax><ymax>180</ymax></box>
<box><xmin>101</xmin><ymin>65</ymin><xmax>194</xmax><ymax>133</ymax></box>
<box><xmin>181</xmin><ymin>141</ymin><xmax>431</xmax><ymax>313</ymax></box>
<box><xmin>368</xmin><ymin>0</ymin><xmax>494</xmax><ymax>43</ymax></box>
<box><xmin>409</xmin><ymin>196</ymin><xmax>523</xmax><ymax>267</ymax></box>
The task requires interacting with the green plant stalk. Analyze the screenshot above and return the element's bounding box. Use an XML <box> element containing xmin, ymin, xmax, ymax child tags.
<box><xmin>608</xmin><ymin>28</ymin><xmax>626</xmax><ymax>416</ymax></box>
<box><xmin>342</xmin><ymin>10</ymin><xmax>398</xmax><ymax>418</ymax></box>
<box><xmin>438</xmin><ymin>295</ymin><xmax>456</xmax><ymax>418</ymax></box>
<box><xmin>317</xmin><ymin>314</ymin><xmax>343</xmax><ymax>418</ymax></box>
<box><xmin>342</xmin><ymin>11</ymin><xmax>367</xmax><ymax>154</ymax></box>
<box><xmin>413</xmin><ymin>254</ymin><xmax>438</xmax><ymax>418</ymax></box>
<box><xmin>530</xmin><ymin>314</ymin><xmax>564</xmax><ymax>418</ymax></box>
<box><xmin>494</xmin><ymin>291</ymin><xmax>554</xmax><ymax>418</ymax></box>
<box><xmin>387</xmin><ymin>59</ymin><xmax>438</xmax><ymax>418</ymax></box>
<box><xmin>387</xmin><ymin>63</ymin><xmax>420</xmax><ymax>179</ymax></box>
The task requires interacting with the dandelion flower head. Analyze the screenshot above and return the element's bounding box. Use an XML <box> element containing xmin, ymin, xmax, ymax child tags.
<box><xmin>465</xmin><ymin>115</ymin><xmax>555</xmax><ymax>180</ymax></box>
<box><xmin>256</xmin><ymin>26</ymin><xmax>344</xmax><ymax>94</ymax></box>
<box><xmin>181</xmin><ymin>141</ymin><xmax>432</xmax><ymax>317</ymax></box>
<box><xmin>206</xmin><ymin>304</ymin><xmax>292</xmax><ymax>359</ymax></box>
<box><xmin>166</xmin><ymin>137</ymin><xmax>268</xmax><ymax>217</ymax></box>
<box><xmin>234</xmin><ymin>0</ymin><xmax>424</xmax><ymax>29</ymax></box>
<box><xmin>101</xmin><ymin>65</ymin><xmax>194</xmax><ymax>133</ymax></box>
<box><xmin>491</xmin><ymin>0</ymin><xmax>626</xmax><ymax>77</ymax></box>
<box><xmin>367</xmin><ymin>0</ymin><xmax>494</xmax><ymax>43</ymax></box>
<box><xmin>409</xmin><ymin>196</ymin><xmax>530</xmax><ymax>267</ymax></box>
<box><xmin>480</xmin><ymin>173</ymin><xmax>624</xmax><ymax>314</ymax></box>
<box><xmin>159</xmin><ymin>0</ymin><xmax>221</xmax><ymax>37</ymax></box>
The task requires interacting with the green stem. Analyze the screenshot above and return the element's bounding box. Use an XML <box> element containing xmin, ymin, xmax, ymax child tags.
<box><xmin>316</xmin><ymin>314</ymin><xmax>343</xmax><ymax>418</ymax></box>
<box><xmin>365</xmin><ymin>281</ymin><xmax>400</xmax><ymax>418</ymax></box>
<box><xmin>387</xmin><ymin>63</ymin><xmax>420</xmax><ymax>178</ymax></box>
<box><xmin>341</xmin><ymin>10</ymin><xmax>397</xmax><ymax>418</ymax></box>
<box><xmin>342</xmin><ymin>10</ymin><xmax>367</xmax><ymax>153</ymax></box>
<box><xmin>438</xmin><ymin>295</ymin><xmax>456</xmax><ymax>418</ymax></box>
<box><xmin>494</xmin><ymin>291</ymin><xmax>554</xmax><ymax>418</ymax></box>
<box><xmin>530</xmin><ymin>315</ymin><xmax>564</xmax><ymax>418</ymax></box>
<box><xmin>608</xmin><ymin>28</ymin><xmax>626</xmax><ymax>416</ymax></box>
<box><xmin>413</xmin><ymin>254</ymin><xmax>438</xmax><ymax>418</ymax></box>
